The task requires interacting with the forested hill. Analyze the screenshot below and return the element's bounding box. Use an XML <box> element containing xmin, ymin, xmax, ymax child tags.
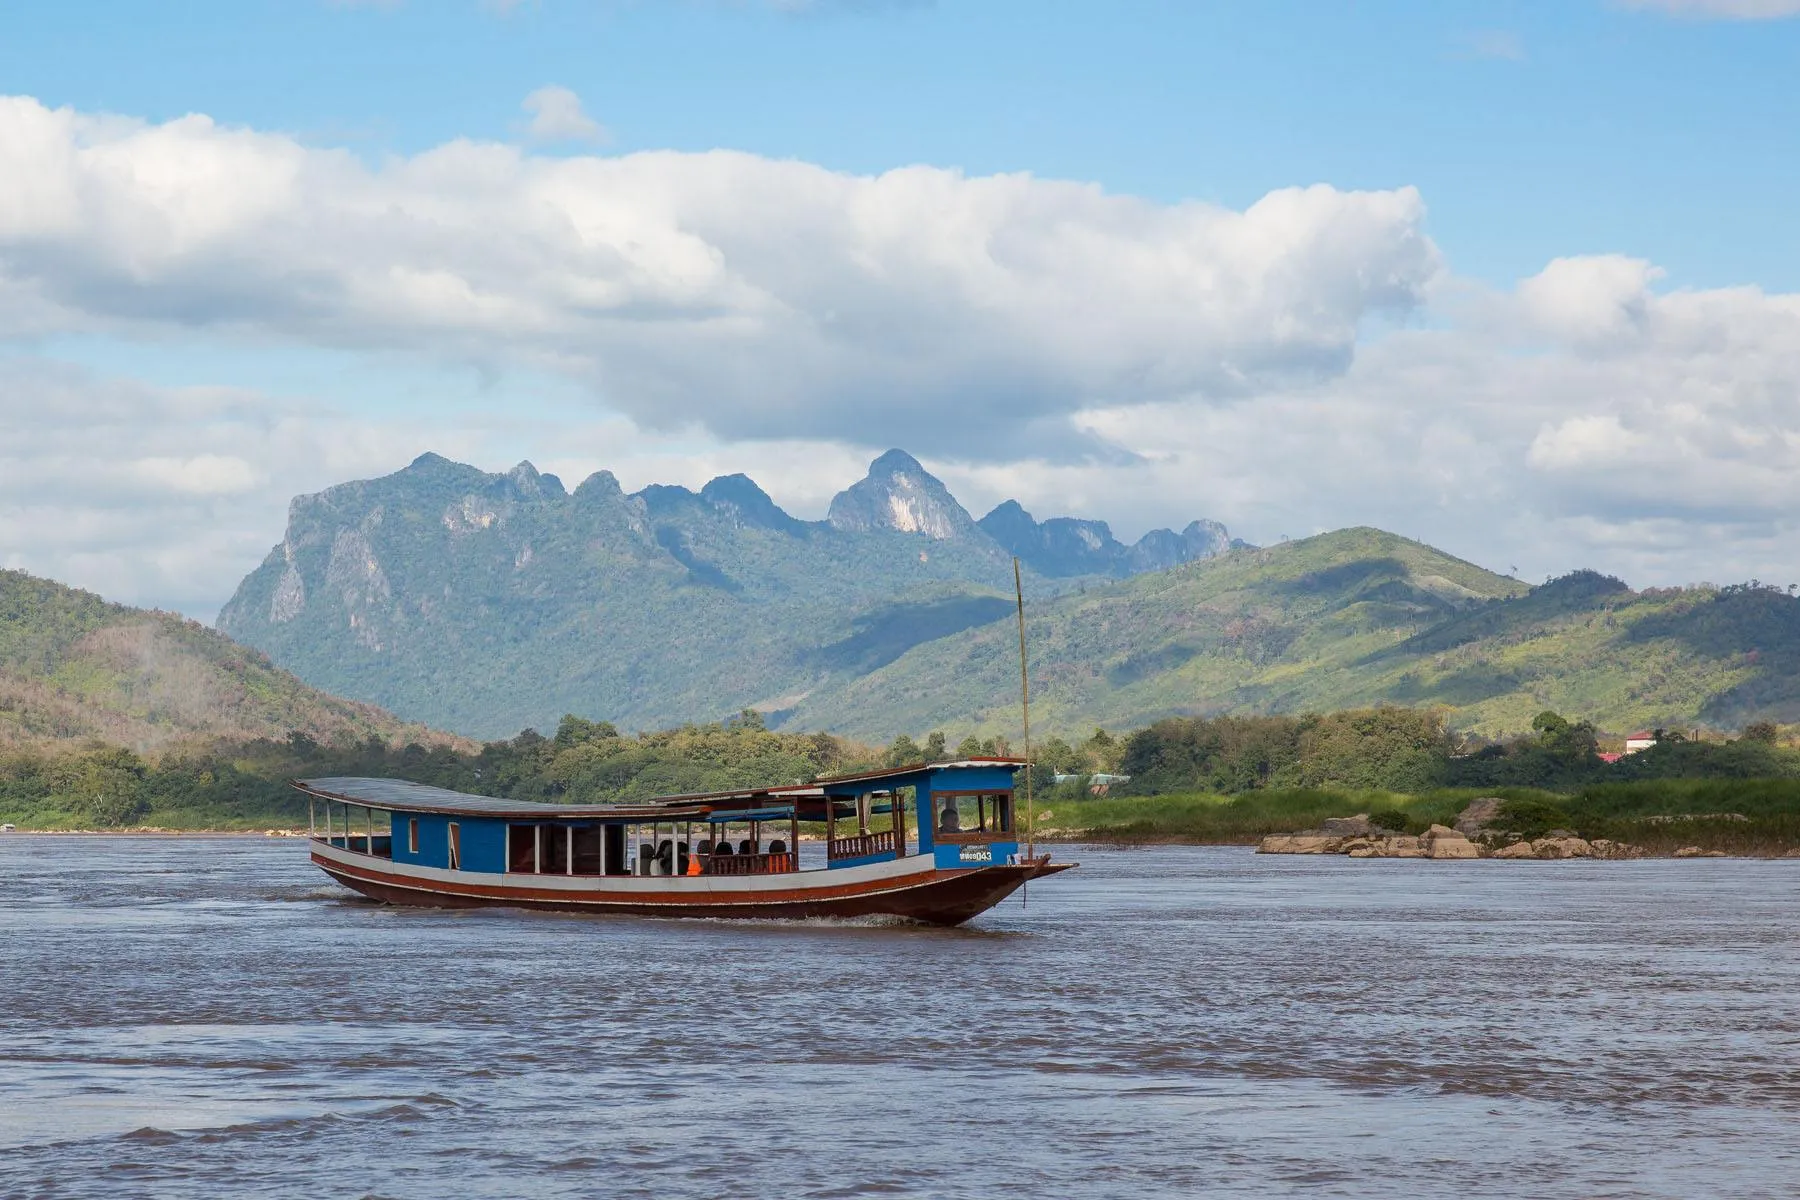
<box><xmin>789</xmin><ymin>529</ymin><xmax>1800</xmax><ymax>740</ymax></box>
<box><xmin>0</xmin><ymin>569</ymin><xmax>450</xmax><ymax>753</ymax></box>
<box><xmin>216</xmin><ymin>450</ymin><xmax>1236</xmax><ymax>738</ymax></box>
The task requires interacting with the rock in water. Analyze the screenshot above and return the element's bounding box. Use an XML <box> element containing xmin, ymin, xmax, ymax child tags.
<box><xmin>1256</xmin><ymin>834</ymin><xmax>1345</xmax><ymax>854</ymax></box>
<box><xmin>1321</xmin><ymin>814</ymin><xmax>1375</xmax><ymax>837</ymax></box>
<box><xmin>1531</xmin><ymin>836</ymin><xmax>1594</xmax><ymax>859</ymax></box>
<box><xmin>1422</xmin><ymin>823</ymin><xmax>1481</xmax><ymax>860</ymax></box>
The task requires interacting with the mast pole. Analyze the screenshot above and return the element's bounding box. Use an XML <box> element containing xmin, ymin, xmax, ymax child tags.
<box><xmin>1014</xmin><ymin>557</ymin><xmax>1034</xmax><ymax>862</ymax></box>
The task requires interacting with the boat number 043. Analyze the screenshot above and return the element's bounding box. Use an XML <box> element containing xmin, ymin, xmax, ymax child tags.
<box><xmin>958</xmin><ymin>846</ymin><xmax>994</xmax><ymax>864</ymax></box>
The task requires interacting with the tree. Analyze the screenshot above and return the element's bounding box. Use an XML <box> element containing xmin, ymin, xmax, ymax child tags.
<box><xmin>64</xmin><ymin>746</ymin><xmax>147</xmax><ymax>827</ymax></box>
<box><xmin>1742</xmin><ymin>721</ymin><xmax>1780</xmax><ymax>745</ymax></box>
<box><xmin>726</xmin><ymin>709</ymin><xmax>767</xmax><ymax>732</ymax></box>
<box><xmin>956</xmin><ymin>734</ymin><xmax>985</xmax><ymax>757</ymax></box>
<box><xmin>1532</xmin><ymin>710</ymin><xmax>1598</xmax><ymax>764</ymax></box>
<box><xmin>885</xmin><ymin>735</ymin><xmax>922</xmax><ymax>767</ymax></box>
<box><xmin>1082</xmin><ymin>727</ymin><xmax>1121</xmax><ymax>772</ymax></box>
<box><xmin>924</xmin><ymin>731</ymin><xmax>947</xmax><ymax>761</ymax></box>
<box><xmin>555</xmin><ymin>715</ymin><xmax>619</xmax><ymax>749</ymax></box>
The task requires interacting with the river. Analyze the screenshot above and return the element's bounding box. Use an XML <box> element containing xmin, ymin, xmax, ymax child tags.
<box><xmin>1</xmin><ymin>837</ymin><xmax>1797</xmax><ymax>1198</ymax></box>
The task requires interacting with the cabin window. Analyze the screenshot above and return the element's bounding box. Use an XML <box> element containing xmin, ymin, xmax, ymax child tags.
<box><xmin>543</xmin><ymin>825</ymin><xmax>570</xmax><ymax>875</ymax></box>
<box><xmin>572</xmin><ymin>826</ymin><xmax>602</xmax><ymax>875</ymax></box>
<box><xmin>407</xmin><ymin>818</ymin><xmax>419</xmax><ymax>855</ymax></box>
<box><xmin>508</xmin><ymin>824</ymin><xmax>538</xmax><ymax>874</ymax></box>
<box><xmin>447</xmin><ymin>823</ymin><xmax>461</xmax><ymax>870</ymax></box>
<box><xmin>933</xmin><ymin>792</ymin><xmax>1014</xmax><ymax>842</ymax></box>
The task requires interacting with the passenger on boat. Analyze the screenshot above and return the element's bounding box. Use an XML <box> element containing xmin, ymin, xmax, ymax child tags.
<box><xmin>939</xmin><ymin>801</ymin><xmax>961</xmax><ymax>834</ymax></box>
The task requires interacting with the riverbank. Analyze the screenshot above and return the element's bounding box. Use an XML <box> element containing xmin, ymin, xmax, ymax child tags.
<box><xmin>1034</xmin><ymin>779</ymin><xmax>1800</xmax><ymax>857</ymax></box>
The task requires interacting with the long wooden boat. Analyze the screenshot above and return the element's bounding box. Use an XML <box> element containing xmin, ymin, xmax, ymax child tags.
<box><xmin>294</xmin><ymin>758</ymin><xmax>1073</xmax><ymax>926</ymax></box>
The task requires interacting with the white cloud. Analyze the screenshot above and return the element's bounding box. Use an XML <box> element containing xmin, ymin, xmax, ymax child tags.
<box><xmin>520</xmin><ymin>85</ymin><xmax>606</xmax><ymax>144</ymax></box>
<box><xmin>1619</xmin><ymin>0</ymin><xmax>1800</xmax><ymax>17</ymax></box>
<box><xmin>0</xmin><ymin>94</ymin><xmax>1440</xmax><ymax>457</ymax></box>
<box><xmin>4</xmin><ymin>95</ymin><xmax>1800</xmax><ymax>610</ymax></box>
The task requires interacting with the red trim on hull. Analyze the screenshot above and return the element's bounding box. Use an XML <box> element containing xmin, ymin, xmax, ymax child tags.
<box><xmin>314</xmin><ymin>853</ymin><xmax>1072</xmax><ymax>926</ymax></box>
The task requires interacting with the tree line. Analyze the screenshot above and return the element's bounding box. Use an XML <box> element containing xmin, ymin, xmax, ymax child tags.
<box><xmin>3</xmin><ymin>703</ymin><xmax>1796</xmax><ymax>829</ymax></box>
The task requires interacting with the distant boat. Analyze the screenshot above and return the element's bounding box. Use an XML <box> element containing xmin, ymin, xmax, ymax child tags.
<box><xmin>293</xmin><ymin>758</ymin><xmax>1073</xmax><ymax>926</ymax></box>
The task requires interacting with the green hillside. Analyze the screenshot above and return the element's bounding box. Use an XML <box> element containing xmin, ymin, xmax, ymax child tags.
<box><xmin>0</xmin><ymin>569</ymin><xmax>452</xmax><ymax>753</ymax></box>
<box><xmin>790</xmin><ymin>529</ymin><xmax>1800</xmax><ymax>740</ymax></box>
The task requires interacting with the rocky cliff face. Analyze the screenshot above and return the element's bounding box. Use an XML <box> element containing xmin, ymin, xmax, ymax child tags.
<box><xmin>826</xmin><ymin>450</ymin><xmax>984</xmax><ymax>541</ymax></box>
<box><xmin>978</xmin><ymin>502</ymin><xmax>1237</xmax><ymax>578</ymax></box>
<box><xmin>218</xmin><ymin>449</ymin><xmax>1239</xmax><ymax>737</ymax></box>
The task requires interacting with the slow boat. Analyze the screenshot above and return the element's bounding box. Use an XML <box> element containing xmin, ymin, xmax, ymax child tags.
<box><xmin>295</xmin><ymin>758</ymin><xmax>1073</xmax><ymax>925</ymax></box>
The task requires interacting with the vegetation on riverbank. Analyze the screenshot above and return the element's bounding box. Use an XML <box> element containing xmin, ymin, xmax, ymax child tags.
<box><xmin>1041</xmin><ymin>777</ymin><xmax>1800</xmax><ymax>857</ymax></box>
<box><xmin>6</xmin><ymin>679</ymin><xmax>1800</xmax><ymax>857</ymax></box>
<box><xmin>0</xmin><ymin>713</ymin><xmax>878</xmax><ymax>831</ymax></box>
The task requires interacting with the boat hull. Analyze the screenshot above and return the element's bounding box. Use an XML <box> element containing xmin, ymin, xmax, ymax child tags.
<box><xmin>312</xmin><ymin>842</ymin><xmax>1072</xmax><ymax>926</ymax></box>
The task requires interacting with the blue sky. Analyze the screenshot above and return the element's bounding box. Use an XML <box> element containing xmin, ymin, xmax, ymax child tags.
<box><xmin>7</xmin><ymin>0</ymin><xmax>1796</xmax><ymax>288</ymax></box>
<box><xmin>2</xmin><ymin>0</ymin><xmax>1799</xmax><ymax>615</ymax></box>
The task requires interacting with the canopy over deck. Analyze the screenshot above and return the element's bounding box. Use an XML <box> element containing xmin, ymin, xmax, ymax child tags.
<box><xmin>295</xmin><ymin>758</ymin><xmax>1025</xmax><ymax>821</ymax></box>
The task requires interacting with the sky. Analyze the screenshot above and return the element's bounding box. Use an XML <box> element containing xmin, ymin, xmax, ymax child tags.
<box><xmin>2</xmin><ymin>0</ymin><xmax>1799</xmax><ymax>618</ymax></box>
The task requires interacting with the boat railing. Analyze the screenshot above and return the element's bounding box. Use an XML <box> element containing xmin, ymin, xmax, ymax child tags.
<box><xmin>704</xmin><ymin>851</ymin><xmax>796</xmax><ymax>876</ymax></box>
<box><xmin>828</xmin><ymin>829</ymin><xmax>897</xmax><ymax>861</ymax></box>
<box><xmin>315</xmin><ymin>834</ymin><xmax>392</xmax><ymax>857</ymax></box>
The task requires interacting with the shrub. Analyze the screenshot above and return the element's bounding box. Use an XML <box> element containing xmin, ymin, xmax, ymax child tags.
<box><xmin>1495</xmin><ymin>797</ymin><xmax>1574</xmax><ymax>839</ymax></box>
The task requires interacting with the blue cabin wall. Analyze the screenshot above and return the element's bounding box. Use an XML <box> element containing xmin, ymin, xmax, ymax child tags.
<box><xmin>388</xmin><ymin>812</ymin><xmax>504</xmax><ymax>872</ymax></box>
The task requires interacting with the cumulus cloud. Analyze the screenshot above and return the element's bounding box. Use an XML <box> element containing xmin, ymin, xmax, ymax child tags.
<box><xmin>5</xmin><ymin>95</ymin><xmax>1800</xmax><ymax>610</ymax></box>
<box><xmin>0</xmin><ymin>94</ymin><xmax>1440</xmax><ymax>456</ymax></box>
<box><xmin>520</xmin><ymin>85</ymin><xmax>606</xmax><ymax>144</ymax></box>
<box><xmin>1618</xmin><ymin>0</ymin><xmax>1800</xmax><ymax>17</ymax></box>
<box><xmin>938</xmin><ymin>257</ymin><xmax>1800</xmax><ymax>590</ymax></box>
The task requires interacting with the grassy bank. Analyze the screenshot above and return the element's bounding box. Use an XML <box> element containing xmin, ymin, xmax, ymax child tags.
<box><xmin>1039</xmin><ymin>778</ymin><xmax>1800</xmax><ymax>856</ymax></box>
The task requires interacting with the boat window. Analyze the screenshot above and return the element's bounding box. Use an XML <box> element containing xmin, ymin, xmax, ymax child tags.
<box><xmin>572</xmin><ymin>826</ymin><xmax>602</xmax><ymax>875</ymax></box>
<box><xmin>407</xmin><ymin>818</ymin><xmax>419</xmax><ymax>855</ymax></box>
<box><xmin>934</xmin><ymin>792</ymin><xmax>1014</xmax><ymax>842</ymax></box>
<box><xmin>508</xmin><ymin>824</ymin><xmax>538</xmax><ymax>874</ymax></box>
<box><xmin>448</xmin><ymin>823</ymin><xmax>461</xmax><ymax>870</ymax></box>
<box><xmin>543</xmin><ymin>825</ymin><xmax>570</xmax><ymax>875</ymax></box>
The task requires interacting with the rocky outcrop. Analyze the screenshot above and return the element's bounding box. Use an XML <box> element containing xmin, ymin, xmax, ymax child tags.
<box><xmin>1673</xmin><ymin>846</ymin><xmax>1730</xmax><ymax>858</ymax></box>
<box><xmin>827</xmin><ymin>450</ymin><xmax>983</xmax><ymax>541</ymax></box>
<box><xmin>1421</xmin><ymin>824</ymin><xmax>1481</xmax><ymax>859</ymax></box>
<box><xmin>977</xmin><ymin>502</ymin><xmax>1239</xmax><ymax>579</ymax></box>
<box><xmin>1530</xmin><ymin>835</ymin><xmax>1593</xmax><ymax>860</ymax></box>
<box><xmin>1454</xmin><ymin>797</ymin><xmax>1504</xmax><ymax>837</ymax></box>
<box><xmin>1257</xmin><ymin>820</ymin><xmax>1649</xmax><ymax>861</ymax></box>
<box><xmin>1257</xmin><ymin>834</ymin><xmax>1346</xmax><ymax>854</ymax></box>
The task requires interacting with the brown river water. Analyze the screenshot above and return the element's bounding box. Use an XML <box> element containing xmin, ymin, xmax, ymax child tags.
<box><xmin>2</xmin><ymin>836</ymin><xmax>1798</xmax><ymax>1198</ymax></box>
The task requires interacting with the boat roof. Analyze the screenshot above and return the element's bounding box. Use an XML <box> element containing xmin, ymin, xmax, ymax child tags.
<box><xmin>294</xmin><ymin>757</ymin><xmax>1023</xmax><ymax>820</ymax></box>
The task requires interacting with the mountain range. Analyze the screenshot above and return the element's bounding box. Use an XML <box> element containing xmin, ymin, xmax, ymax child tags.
<box><xmin>210</xmin><ymin>450</ymin><xmax>1800</xmax><ymax>743</ymax></box>
<box><xmin>787</xmin><ymin>528</ymin><xmax>1800</xmax><ymax>739</ymax></box>
<box><xmin>217</xmin><ymin>450</ymin><xmax>1237</xmax><ymax>738</ymax></box>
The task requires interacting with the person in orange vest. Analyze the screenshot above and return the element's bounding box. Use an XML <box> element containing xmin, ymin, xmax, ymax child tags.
<box><xmin>688</xmin><ymin>839</ymin><xmax>706</xmax><ymax>876</ymax></box>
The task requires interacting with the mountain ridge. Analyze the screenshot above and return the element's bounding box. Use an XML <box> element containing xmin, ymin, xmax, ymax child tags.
<box><xmin>217</xmin><ymin>449</ymin><xmax>1238</xmax><ymax>737</ymax></box>
<box><xmin>1</xmin><ymin>568</ymin><xmax>455</xmax><ymax>753</ymax></box>
<box><xmin>785</xmin><ymin>528</ymin><xmax>1800</xmax><ymax>740</ymax></box>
